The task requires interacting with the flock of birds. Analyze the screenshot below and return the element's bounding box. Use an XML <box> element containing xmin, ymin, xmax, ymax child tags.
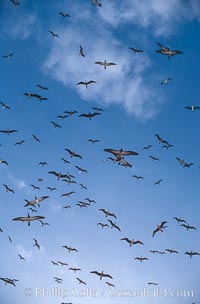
<box><xmin>0</xmin><ymin>1</ymin><xmax>199</xmax><ymax>304</ymax></box>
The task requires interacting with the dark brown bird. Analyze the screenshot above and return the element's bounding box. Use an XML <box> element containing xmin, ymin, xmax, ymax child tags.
<box><xmin>79</xmin><ymin>112</ymin><xmax>101</xmax><ymax>120</ymax></box>
<box><xmin>10</xmin><ymin>0</ymin><xmax>20</xmax><ymax>6</ymax></box>
<box><xmin>50</xmin><ymin>121</ymin><xmax>62</xmax><ymax>128</ymax></box>
<box><xmin>76</xmin><ymin>278</ymin><xmax>86</xmax><ymax>285</ymax></box>
<box><xmin>134</xmin><ymin>257</ymin><xmax>149</xmax><ymax>262</ymax></box>
<box><xmin>0</xmin><ymin>277</ymin><xmax>18</xmax><ymax>286</ymax></box>
<box><xmin>77</xmin><ymin>80</ymin><xmax>96</xmax><ymax>88</ymax></box>
<box><xmin>149</xmin><ymin>156</ymin><xmax>160</xmax><ymax>161</ymax></box>
<box><xmin>90</xmin><ymin>271</ymin><xmax>113</xmax><ymax>280</ymax></box>
<box><xmin>32</xmin><ymin>134</ymin><xmax>40</xmax><ymax>143</ymax></box>
<box><xmin>92</xmin><ymin>0</ymin><xmax>102</xmax><ymax>7</ymax></box>
<box><xmin>154</xmin><ymin>179</ymin><xmax>163</xmax><ymax>185</ymax></box>
<box><xmin>0</xmin><ymin>129</ymin><xmax>18</xmax><ymax>135</ymax></box>
<box><xmin>120</xmin><ymin>238</ymin><xmax>144</xmax><ymax>247</ymax></box>
<box><xmin>79</xmin><ymin>45</ymin><xmax>85</xmax><ymax>57</ymax></box>
<box><xmin>12</xmin><ymin>214</ymin><xmax>45</xmax><ymax>226</ymax></box>
<box><xmin>62</xmin><ymin>246</ymin><xmax>78</xmax><ymax>253</ymax></box>
<box><xmin>68</xmin><ymin>267</ymin><xmax>81</xmax><ymax>272</ymax></box>
<box><xmin>33</xmin><ymin>238</ymin><xmax>40</xmax><ymax>250</ymax></box>
<box><xmin>174</xmin><ymin>217</ymin><xmax>186</xmax><ymax>224</ymax></box>
<box><xmin>3</xmin><ymin>184</ymin><xmax>14</xmax><ymax>194</ymax></box>
<box><xmin>36</xmin><ymin>84</ymin><xmax>48</xmax><ymax>90</ymax></box>
<box><xmin>99</xmin><ymin>209</ymin><xmax>117</xmax><ymax>218</ymax></box>
<box><xmin>107</xmin><ymin>219</ymin><xmax>121</xmax><ymax>232</ymax></box>
<box><xmin>152</xmin><ymin>221</ymin><xmax>167</xmax><ymax>237</ymax></box>
<box><xmin>15</xmin><ymin>140</ymin><xmax>25</xmax><ymax>146</ymax></box>
<box><xmin>95</xmin><ymin>60</ymin><xmax>116</xmax><ymax>69</ymax></box>
<box><xmin>156</xmin><ymin>42</ymin><xmax>183</xmax><ymax>59</ymax></box>
<box><xmin>143</xmin><ymin>145</ymin><xmax>152</xmax><ymax>150</ymax></box>
<box><xmin>180</xmin><ymin>224</ymin><xmax>197</xmax><ymax>231</ymax></box>
<box><xmin>132</xmin><ymin>175</ymin><xmax>144</xmax><ymax>180</ymax></box>
<box><xmin>129</xmin><ymin>47</ymin><xmax>144</xmax><ymax>53</ymax></box>
<box><xmin>58</xmin><ymin>12</ymin><xmax>71</xmax><ymax>18</ymax></box>
<box><xmin>184</xmin><ymin>251</ymin><xmax>200</xmax><ymax>258</ymax></box>
<box><xmin>49</xmin><ymin>30</ymin><xmax>59</xmax><ymax>38</ymax></box>
<box><xmin>65</xmin><ymin>148</ymin><xmax>83</xmax><ymax>159</ymax></box>
<box><xmin>97</xmin><ymin>222</ymin><xmax>109</xmax><ymax>229</ymax></box>
<box><xmin>0</xmin><ymin>101</ymin><xmax>11</xmax><ymax>110</ymax></box>
<box><xmin>185</xmin><ymin>105</ymin><xmax>200</xmax><ymax>111</ymax></box>
<box><xmin>18</xmin><ymin>254</ymin><xmax>26</xmax><ymax>261</ymax></box>
<box><xmin>104</xmin><ymin>148</ymin><xmax>139</xmax><ymax>161</ymax></box>
<box><xmin>0</xmin><ymin>159</ymin><xmax>8</xmax><ymax>165</ymax></box>
<box><xmin>165</xmin><ymin>249</ymin><xmax>179</xmax><ymax>254</ymax></box>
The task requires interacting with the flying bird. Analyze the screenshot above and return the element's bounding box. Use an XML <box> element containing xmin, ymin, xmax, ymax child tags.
<box><xmin>155</xmin><ymin>134</ymin><xmax>169</xmax><ymax>145</ymax></box>
<box><xmin>132</xmin><ymin>175</ymin><xmax>144</xmax><ymax>180</ymax></box>
<box><xmin>160</xmin><ymin>78</ymin><xmax>172</xmax><ymax>85</ymax></box>
<box><xmin>10</xmin><ymin>0</ymin><xmax>20</xmax><ymax>5</ymax></box>
<box><xmin>185</xmin><ymin>105</ymin><xmax>200</xmax><ymax>111</ymax></box>
<box><xmin>79</xmin><ymin>112</ymin><xmax>101</xmax><ymax>120</ymax></box>
<box><xmin>99</xmin><ymin>209</ymin><xmax>117</xmax><ymax>218</ymax></box>
<box><xmin>2</xmin><ymin>52</ymin><xmax>14</xmax><ymax>60</ymax></box>
<box><xmin>0</xmin><ymin>101</ymin><xmax>11</xmax><ymax>110</ymax></box>
<box><xmin>0</xmin><ymin>277</ymin><xmax>18</xmax><ymax>286</ymax></box>
<box><xmin>50</xmin><ymin>121</ymin><xmax>62</xmax><ymax>128</ymax></box>
<box><xmin>62</xmin><ymin>246</ymin><xmax>78</xmax><ymax>253</ymax></box>
<box><xmin>134</xmin><ymin>257</ymin><xmax>149</xmax><ymax>262</ymax></box>
<box><xmin>33</xmin><ymin>238</ymin><xmax>40</xmax><ymax>250</ymax></box>
<box><xmin>90</xmin><ymin>271</ymin><xmax>113</xmax><ymax>280</ymax></box>
<box><xmin>88</xmin><ymin>139</ymin><xmax>100</xmax><ymax>144</ymax></box>
<box><xmin>79</xmin><ymin>45</ymin><xmax>85</xmax><ymax>57</ymax></box>
<box><xmin>91</xmin><ymin>0</ymin><xmax>102</xmax><ymax>7</ymax></box>
<box><xmin>165</xmin><ymin>249</ymin><xmax>179</xmax><ymax>254</ymax></box>
<box><xmin>3</xmin><ymin>184</ymin><xmax>14</xmax><ymax>194</ymax></box>
<box><xmin>76</xmin><ymin>278</ymin><xmax>86</xmax><ymax>285</ymax></box>
<box><xmin>143</xmin><ymin>144</ymin><xmax>152</xmax><ymax>150</ymax></box>
<box><xmin>97</xmin><ymin>222</ymin><xmax>109</xmax><ymax>229</ymax></box>
<box><xmin>49</xmin><ymin>31</ymin><xmax>59</xmax><ymax>38</ymax></box>
<box><xmin>107</xmin><ymin>219</ymin><xmax>121</xmax><ymax>232</ymax></box>
<box><xmin>18</xmin><ymin>254</ymin><xmax>26</xmax><ymax>261</ymax></box>
<box><xmin>156</xmin><ymin>42</ymin><xmax>183</xmax><ymax>59</ymax></box>
<box><xmin>121</xmin><ymin>238</ymin><xmax>144</xmax><ymax>247</ymax></box>
<box><xmin>12</xmin><ymin>214</ymin><xmax>45</xmax><ymax>226</ymax></box>
<box><xmin>95</xmin><ymin>60</ymin><xmax>116</xmax><ymax>69</ymax></box>
<box><xmin>152</xmin><ymin>221</ymin><xmax>167</xmax><ymax>237</ymax></box>
<box><xmin>65</xmin><ymin>149</ymin><xmax>83</xmax><ymax>159</ymax></box>
<box><xmin>149</xmin><ymin>156</ymin><xmax>160</xmax><ymax>161</ymax></box>
<box><xmin>36</xmin><ymin>84</ymin><xmax>48</xmax><ymax>90</ymax></box>
<box><xmin>77</xmin><ymin>80</ymin><xmax>96</xmax><ymax>88</ymax></box>
<box><xmin>0</xmin><ymin>159</ymin><xmax>8</xmax><ymax>165</ymax></box>
<box><xmin>104</xmin><ymin>148</ymin><xmax>139</xmax><ymax>161</ymax></box>
<box><xmin>173</xmin><ymin>217</ymin><xmax>186</xmax><ymax>224</ymax></box>
<box><xmin>15</xmin><ymin>140</ymin><xmax>25</xmax><ymax>146</ymax></box>
<box><xmin>184</xmin><ymin>251</ymin><xmax>200</xmax><ymax>258</ymax></box>
<box><xmin>68</xmin><ymin>267</ymin><xmax>81</xmax><ymax>272</ymax></box>
<box><xmin>32</xmin><ymin>134</ymin><xmax>40</xmax><ymax>143</ymax></box>
<box><xmin>0</xmin><ymin>129</ymin><xmax>18</xmax><ymax>135</ymax></box>
<box><xmin>129</xmin><ymin>47</ymin><xmax>144</xmax><ymax>53</ymax></box>
<box><xmin>58</xmin><ymin>12</ymin><xmax>71</xmax><ymax>18</ymax></box>
<box><xmin>154</xmin><ymin>179</ymin><xmax>163</xmax><ymax>185</ymax></box>
<box><xmin>180</xmin><ymin>224</ymin><xmax>197</xmax><ymax>231</ymax></box>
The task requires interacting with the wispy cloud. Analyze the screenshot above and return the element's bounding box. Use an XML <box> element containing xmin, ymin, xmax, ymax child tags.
<box><xmin>43</xmin><ymin>23</ymin><xmax>163</xmax><ymax>119</ymax></box>
<box><xmin>8</xmin><ymin>173</ymin><xmax>28</xmax><ymax>191</ymax></box>
<box><xmin>98</xmin><ymin>0</ymin><xmax>200</xmax><ymax>36</ymax></box>
<box><xmin>15</xmin><ymin>244</ymin><xmax>33</xmax><ymax>261</ymax></box>
<box><xmin>2</xmin><ymin>12</ymin><xmax>37</xmax><ymax>40</ymax></box>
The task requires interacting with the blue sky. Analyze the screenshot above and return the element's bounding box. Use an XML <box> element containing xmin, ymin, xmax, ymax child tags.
<box><xmin>0</xmin><ymin>0</ymin><xmax>200</xmax><ymax>303</ymax></box>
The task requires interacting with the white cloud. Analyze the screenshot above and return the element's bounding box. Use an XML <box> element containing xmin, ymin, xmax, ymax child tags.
<box><xmin>43</xmin><ymin>24</ymin><xmax>163</xmax><ymax>119</ymax></box>
<box><xmin>15</xmin><ymin>244</ymin><xmax>33</xmax><ymax>261</ymax></box>
<box><xmin>8</xmin><ymin>173</ymin><xmax>28</xmax><ymax>191</ymax></box>
<box><xmin>98</xmin><ymin>0</ymin><xmax>200</xmax><ymax>36</ymax></box>
<box><xmin>42</xmin><ymin>0</ymin><xmax>199</xmax><ymax>119</ymax></box>
<box><xmin>2</xmin><ymin>12</ymin><xmax>37</xmax><ymax>40</ymax></box>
